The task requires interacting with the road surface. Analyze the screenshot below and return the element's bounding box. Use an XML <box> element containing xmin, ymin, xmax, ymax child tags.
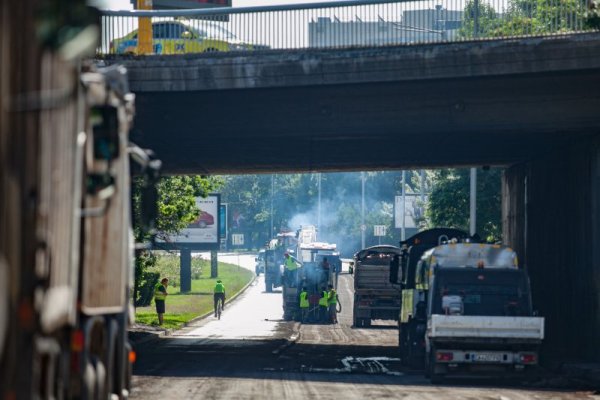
<box><xmin>130</xmin><ymin>254</ymin><xmax>597</xmax><ymax>400</ymax></box>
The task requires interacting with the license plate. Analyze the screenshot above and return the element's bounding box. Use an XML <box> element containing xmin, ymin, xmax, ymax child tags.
<box><xmin>473</xmin><ymin>353</ymin><xmax>502</xmax><ymax>362</ymax></box>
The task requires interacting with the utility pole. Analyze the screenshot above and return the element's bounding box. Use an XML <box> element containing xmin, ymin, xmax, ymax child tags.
<box><xmin>470</xmin><ymin>168</ymin><xmax>477</xmax><ymax>235</ymax></box>
<box><xmin>401</xmin><ymin>170</ymin><xmax>406</xmax><ymax>241</ymax></box>
<box><xmin>270</xmin><ymin>174</ymin><xmax>274</xmax><ymax>237</ymax></box>
<box><xmin>317</xmin><ymin>173</ymin><xmax>322</xmax><ymax>232</ymax></box>
<box><xmin>137</xmin><ymin>0</ymin><xmax>153</xmax><ymax>54</ymax></box>
<box><xmin>361</xmin><ymin>172</ymin><xmax>366</xmax><ymax>249</ymax></box>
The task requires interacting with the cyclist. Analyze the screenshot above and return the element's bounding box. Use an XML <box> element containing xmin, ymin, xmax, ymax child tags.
<box><xmin>213</xmin><ymin>279</ymin><xmax>226</xmax><ymax>317</ymax></box>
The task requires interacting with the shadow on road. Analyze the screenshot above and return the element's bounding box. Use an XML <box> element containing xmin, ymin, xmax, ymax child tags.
<box><xmin>132</xmin><ymin>336</ymin><xmax>587</xmax><ymax>392</ymax></box>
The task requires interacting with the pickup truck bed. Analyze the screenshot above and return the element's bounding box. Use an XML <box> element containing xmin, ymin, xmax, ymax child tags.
<box><xmin>428</xmin><ymin>315</ymin><xmax>545</xmax><ymax>340</ymax></box>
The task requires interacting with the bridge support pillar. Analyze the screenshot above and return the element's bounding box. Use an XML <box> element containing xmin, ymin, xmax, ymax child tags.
<box><xmin>503</xmin><ymin>135</ymin><xmax>600</xmax><ymax>362</ymax></box>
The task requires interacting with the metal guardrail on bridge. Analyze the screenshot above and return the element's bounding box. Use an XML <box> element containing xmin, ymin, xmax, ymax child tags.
<box><xmin>98</xmin><ymin>0</ymin><xmax>598</xmax><ymax>56</ymax></box>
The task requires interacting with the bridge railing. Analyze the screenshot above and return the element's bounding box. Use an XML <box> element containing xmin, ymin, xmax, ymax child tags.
<box><xmin>98</xmin><ymin>0</ymin><xmax>597</xmax><ymax>56</ymax></box>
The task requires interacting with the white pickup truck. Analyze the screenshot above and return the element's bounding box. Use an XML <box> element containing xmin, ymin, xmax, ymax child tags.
<box><xmin>415</xmin><ymin>242</ymin><xmax>545</xmax><ymax>382</ymax></box>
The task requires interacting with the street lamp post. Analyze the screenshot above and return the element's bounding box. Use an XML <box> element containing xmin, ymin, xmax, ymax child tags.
<box><xmin>361</xmin><ymin>172</ymin><xmax>366</xmax><ymax>249</ymax></box>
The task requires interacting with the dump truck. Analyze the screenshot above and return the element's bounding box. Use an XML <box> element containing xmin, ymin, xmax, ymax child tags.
<box><xmin>282</xmin><ymin>242</ymin><xmax>340</xmax><ymax>321</ymax></box>
<box><xmin>0</xmin><ymin>59</ymin><xmax>159</xmax><ymax>398</ymax></box>
<box><xmin>352</xmin><ymin>245</ymin><xmax>404</xmax><ymax>327</ymax></box>
<box><xmin>408</xmin><ymin>242</ymin><xmax>544</xmax><ymax>382</ymax></box>
<box><xmin>392</xmin><ymin>228</ymin><xmax>470</xmax><ymax>366</ymax></box>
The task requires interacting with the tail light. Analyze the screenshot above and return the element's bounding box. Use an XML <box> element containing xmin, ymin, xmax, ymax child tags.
<box><xmin>520</xmin><ymin>353</ymin><xmax>537</xmax><ymax>364</ymax></box>
<box><xmin>436</xmin><ymin>352</ymin><xmax>454</xmax><ymax>361</ymax></box>
<box><xmin>70</xmin><ymin>330</ymin><xmax>85</xmax><ymax>373</ymax></box>
<box><xmin>129</xmin><ymin>349</ymin><xmax>137</xmax><ymax>364</ymax></box>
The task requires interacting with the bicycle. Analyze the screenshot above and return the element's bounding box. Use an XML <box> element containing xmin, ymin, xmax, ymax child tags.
<box><xmin>216</xmin><ymin>298</ymin><xmax>223</xmax><ymax>320</ymax></box>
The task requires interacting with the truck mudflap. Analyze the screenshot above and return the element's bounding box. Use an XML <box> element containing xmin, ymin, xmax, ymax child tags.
<box><xmin>428</xmin><ymin>315</ymin><xmax>545</xmax><ymax>340</ymax></box>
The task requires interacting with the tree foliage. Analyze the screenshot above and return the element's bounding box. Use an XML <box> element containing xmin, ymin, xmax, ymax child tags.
<box><xmin>459</xmin><ymin>0</ymin><xmax>590</xmax><ymax>39</ymax></box>
<box><xmin>132</xmin><ymin>175</ymin><xmax>223</xmax><ymax>306</ymax></box>
<box><xmin>426</xmin><ymin>168</ymin><xmax>503</xmax><ymax>241</ymax></box>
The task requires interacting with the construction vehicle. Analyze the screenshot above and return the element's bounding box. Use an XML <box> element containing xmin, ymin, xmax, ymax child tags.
<box><xmin>402</xmin><ymin>241</ymin><xmax>544</xmax><ymax>382</ymax></box>
<box><xmin>282</xmin><ymin>242</ymin><xmax>340</xmax><ymax>321</ymax></box>
<box><xmin>0</xmin><ymin>39</ymin><xmax>159</xmax><ymax>400</ymax></box>
<box><xmin>392</xmin><ymin>228</ymin><xmax>470</xmax><ymax>366</ymax></box>
<box><xmin>263</xmin><ymin>230</ymin><xmax>296</xmax><ymax>292</ymax></box>
<box><xmin>352</xmin><ymin>245</ymin><xmax>404</xmax><ymax>327</ymax></box>
<box><xmin>263</xmin><ymin>226</ymin><xmax>316</xmax><ymax>293</ymax></box>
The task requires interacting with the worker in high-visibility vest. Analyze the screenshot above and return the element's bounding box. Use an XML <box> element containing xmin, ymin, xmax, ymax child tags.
<box><xmin>154</xmin><ymin>278</ymin><xmax>169</xmax><ymax>325</ymax></box>
<box><xmin>213</xmin><ymin>280</ymin><xmax>226</xmax><ymax>317</ymax></box>
<box><xmin>284</xmin><ymin>252</ymin><xmax>301</xmax><ymax>287</ymax></box>
<box><xmin>327</xmin><ymin>284</ymin><xmax>338</xmax><ymax>324</ymax></box>
<box><xmin>319</xmin><ymin>286</ymin><xmax>329</xmax><ymax>323</ymax></box>
<box><xmin>299</xmin><ymin>287</ymin><xmax>309</xmax><ymax>323</ymax></box>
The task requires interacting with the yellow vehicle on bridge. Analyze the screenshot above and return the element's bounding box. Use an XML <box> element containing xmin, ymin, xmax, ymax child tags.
<box><xmin>110</xmin><ymin>20</ymin><xmax>257</xmax><ymax>55</ymax></box>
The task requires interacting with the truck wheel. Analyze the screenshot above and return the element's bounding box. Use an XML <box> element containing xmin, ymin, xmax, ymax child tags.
<box><xmin>83</xmin><ymin>360</ymin><xmax>97</xmax><ymax>400</ymax></box>
<box><xmin>265</xmin><ymin>280</ymin><xmax>272</xmax><ymax>292</ymax></box>
<box><xmin>92</xmin><ymin>356</ymin><xmax>108</xmax><ymax>400</ymax></box>
<box><xmin>363</xmin><ymin>319</ymin><xmax>371</xmax><ymax>328</ymax></box>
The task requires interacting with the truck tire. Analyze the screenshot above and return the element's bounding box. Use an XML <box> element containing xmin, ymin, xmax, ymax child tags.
<box><xmin>0</xmin><ymin>256</ymin><xmax>7</xmax><ymax>363</ymax></box>
<box><xmin>265</xmin><ymin>279</ymin><xmax>272</xmax><ymax>292</ymax></box>
<box><xmin>92</xmin><ymin>355</ymin><xmax>108</xmax><ymax>400</ymax></box>
<box><xmin>427</xmin><ymin>348</ymin><xmax>446</xmax><ymax>384</ymax></box>
<box><xmin>363</xmin><ymin>318</ymin><xmax>371</xmax><ymax>328</ymax></box>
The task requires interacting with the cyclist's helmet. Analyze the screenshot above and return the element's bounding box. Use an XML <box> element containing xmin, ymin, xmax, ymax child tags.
<box><xmin>217</xmin><ymin>280</ymin><xmax>222</xmax><ymax>283</ymax></box>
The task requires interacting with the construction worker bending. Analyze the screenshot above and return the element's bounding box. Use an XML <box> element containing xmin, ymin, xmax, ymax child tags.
<box><xmin>299</xmin><ymin>287</ymin><xmax>309</xmax><ymax>323</ymax></box>
<box><xmin>284</xmin><ymin>252</ymin><xmax>301</xmax><ymax>287</ymax></box>
<box><xmin>319</xmin><ymin>286</ymin><xmax>329</xmax><ymax>323</ymax></box>
<box><xmin>327</xmin><ymin>284</ymin><xmax>338</xmax><ymax>324</ymax></box>
<box><xmin>213</xmin><ymin>279</ymin><xmax>226</xmax><ymax>317</ymax></box>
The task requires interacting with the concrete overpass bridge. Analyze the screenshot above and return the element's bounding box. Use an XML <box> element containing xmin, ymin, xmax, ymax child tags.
<box><xmin>102</xmin><ymin>32</ymin><xmax>600</xmax><ymax>363</ymax></box>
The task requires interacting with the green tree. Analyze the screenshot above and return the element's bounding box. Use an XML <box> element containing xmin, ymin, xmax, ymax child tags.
<box><xmin>132</xmin><ymin>175</ymin><xmax>222</xmax><ymax>306</ymax></box>
<box><xmin>459</xmin><ymin>0</ymin><xmax>589</xmax><ymax>39</ymax></box>
<box><xmin>426</xmin><ymin>168</ymin><xmax>502</xmax><ymax>241</ymax></box>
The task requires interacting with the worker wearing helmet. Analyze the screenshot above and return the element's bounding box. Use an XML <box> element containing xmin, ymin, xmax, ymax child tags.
<box><xmin>284</xmin><ymin>252</ymin><xmax>301</xmax><ymax>287</ymax></box>
<box><xmin>213</xmin><ymin>279</ymin><xmax>226</xmax><ymax>317</ymax></box>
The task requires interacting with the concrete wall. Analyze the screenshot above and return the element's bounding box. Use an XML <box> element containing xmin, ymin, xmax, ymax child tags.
<box><xmin>503</xmin><ymin>135</ymin><xmax>600</xmax><ymax>362</ymax></box>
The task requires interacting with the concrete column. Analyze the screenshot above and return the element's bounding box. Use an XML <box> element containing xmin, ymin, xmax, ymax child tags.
<box><xmin>211</xmin><ymin>250</ymin><xmax>218</xmax><ymax>278</ymax></box>
<box><xmin>503</xmin><ymin>135</ymin><xmax>600</xmax><ymax>362</ymax></box>
<box><xmin>180</xmin><ymin>248</ymin><xmax>191</xmax><ymax>293</ymax></box>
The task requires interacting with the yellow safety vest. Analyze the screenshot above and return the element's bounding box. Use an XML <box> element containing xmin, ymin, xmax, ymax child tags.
<box><xmin>299</xmin><ymin>291</ymin><xmax>309</xmax><ymax>308</ymax></box>
<box><xmin>285</xmin><ymin>257</ymin><xmax>298</xmax><ymax>271</ymax></box>
<box><xmin>328</xmin><ymin>289</ymin><xmax>338</xmax><ymax>305</ymax></box>
<box><xmin>319</xmin><ymin>291</ymin><xmax>328</xmax><ymax>307</ymax></box>
<box><xmin>154</xmin><ymin>283</ymin><xmax>166</xmax><ymax>301</ymax></box>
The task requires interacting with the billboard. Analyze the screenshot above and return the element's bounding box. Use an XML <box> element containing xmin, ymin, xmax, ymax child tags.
<box><xmin>131</xmin><ymin>0</ymin><xmax>232</xmax><ymax>9</ymax></box>
<box><xmin>157</xmin><ymin>194</ymin><xmax>221</xmax><ymax>250</ymax></box>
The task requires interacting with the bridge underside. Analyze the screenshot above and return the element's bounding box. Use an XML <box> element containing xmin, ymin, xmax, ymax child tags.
<box><xmin>116</xmin><ymin>34</ymin><xmax>600</xmax><ymax>362</ymax></box>
<box><xmin>133</xmin><ymin>68</ymin><xmax>599</xmax><ymax>174</ymax></box>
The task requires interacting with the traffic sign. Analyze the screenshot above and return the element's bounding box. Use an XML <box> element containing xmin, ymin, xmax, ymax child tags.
<box><xmin>374</xmin><ymin>225</ymin><xmax>386</xmax><ymax>236</ymax></box>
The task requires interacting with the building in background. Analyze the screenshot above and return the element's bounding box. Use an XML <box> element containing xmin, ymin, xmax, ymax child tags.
<box><xmin>308</xmin><ymin>6</ymin><xmax>463</xmax><ymax>47</ymax></box>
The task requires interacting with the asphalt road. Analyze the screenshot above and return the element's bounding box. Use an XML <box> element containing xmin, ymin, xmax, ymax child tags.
<box><xmin>130</xmin><ymin>254</ymin><xmax>598</xmax><ymax>400</ymax></box>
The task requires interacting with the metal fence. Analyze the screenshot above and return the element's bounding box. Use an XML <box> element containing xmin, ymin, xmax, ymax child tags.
<box><xmin>98</xmin><ymin>0</ymin><xmax>596</xmax><ymax>56</ymax></box>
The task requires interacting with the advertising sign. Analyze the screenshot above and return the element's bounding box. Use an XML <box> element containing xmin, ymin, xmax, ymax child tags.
<box><xmin>157</xmin><ymin>194</ymin><xmax>220</xmax><ymax>250</ymax></box>
<box><xmin>219</xmin><ymin>204</ymin><xmax>227</xmax><ymax>240</ymax></box>
<box><xmin>232</xmin><ymin>233</ymin><xmax>244</xmax><ymax>246</ymax></box>
<box><xmin>374</xmin><ymin>225</ymin><xmax>387</xmax><ymax>237</ymax></box>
